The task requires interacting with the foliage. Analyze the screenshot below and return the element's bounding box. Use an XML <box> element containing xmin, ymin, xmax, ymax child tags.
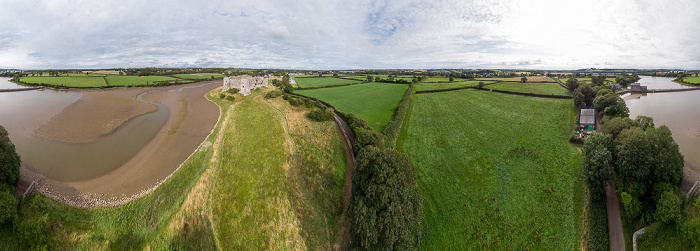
<box><xmin>226</xmin><ymin>88</ymin><xmax>239</xmax><ymax>95</ymax></box>
<box><xmin>287</xmin><ymin>97</ymin><xmax>303</xmax><ymax>106</ymax></box>
<box><xmin>593</xmin><ymin>92</ymin><xmax>629</xmax><ymax>117</ymax></box>
<box><xmin>349</xmin><ymin>146</ymin><xmax>422</xmax><ymax>250</ymax></box>
<box><xmin>620</xmin><ymin>191</ymin><xmax>641</xmax><ymax>220</ymax></box>
<box><xmin>520</xmin><ymin>77</ymin><xmax>527</xmax><ymax>83</ymax></box>
<box><xmin>0</xmin><ymin>125</ymin><xmax>20</xmax><ymax>186</ymax></box>
<box><xmin>573</xmin><ymin>89</ymin><xmax>586</xmax><ymax>109</ymax></box>
<box><xmin>633</xmin><ymin>116</ymin><xmax>655</xmax><ymax>131</ymax></box>
<box><xmin>0</xmin><ymin>189</ymin><xmax>16</xmax><ymax>224</ymax></box>
<box><xmin>647</xmin><ymin>126</ymin><xmax>684</xmax><ymax>185</ymax></box>
<box><xmin>354</xmin><ymin>128</ymin><xmax>385</xmax><ymax>150</ymax></box>
<box><xmin>615</xmin><ymin>127</ymin><xmax>653</xmax><ymax>191</ymax></box>
<box><xmin>307</xmin><ymin>108</ymin><xmax>334</xmax><ymax>122</ymax></box>
<box><xmin>264</xmin><ymin>90</ymin><xmax>282</xmax><ymax>99</ymax></box>
<box><xmin>586</xmin><ymin>184</ymin><xmax>610</xmax><ymax>251</ymax></box>
<box><xmin>654</xmin><ymin>191</ymin><xmax>681</xmax><ymax>223</ymax></box>
<box><xmin>383</xmin><ymin>84</ymin><xmax>414</xmax><ymax>148</ymax></box>
<box><xmin>566</xmin><ymin>77</ymin><xmax>580</xmax><ymax>91</ymax></box>
<box><xmin>17</xmin><ymin>213</ymin><xmax>51</xmax><ymax>250</ymax></box>
<box><xmin>396</xmin><ymin>89</ymin><xmax>582</xmax><ymax>249</ymax></box>
<box><xmin>583</xmin><ymin>144</ymin><xmax>612</xmax><ymax>188</ymax></box>
<box><xmin>599</xmin><ymin>116</ymin><xmax>632</xmax><ymax>139</ymax></box>
<box><xmin>488</xmin><ymin>82</ymin><xmax>572</xmax><ymax>96</ymax></box>
<box><xmin>225</xmin><ymin>96</ymin><xmax>235</xmax><ymax>102</ymax></box>
<box><xmin>219</xmin><ymin>93</ymin><xmax>225</xmax><ymax>99</ymax></box>
<box><xmin>297</xmin><ymin>83</ymin><xmax>409</xmax><ymax>131</ymax></box>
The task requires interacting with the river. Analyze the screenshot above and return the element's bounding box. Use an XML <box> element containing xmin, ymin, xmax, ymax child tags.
<box><xmin>626</xmin><ymin>76</ymin><xmax>700</xmax><ymax>172</ymax></box>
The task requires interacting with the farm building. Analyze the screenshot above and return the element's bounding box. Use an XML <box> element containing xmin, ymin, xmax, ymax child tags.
<box><xmin>610</xmin><ymin>83</ymin><xmax>622</xmax><ymax>90</ymax></box>
<box><xmin>580</xmin><ymin>109</ymin><xmax>596</xmax><ymax>130</ymax></box>
<box><xmin>289</xmin><ymin>77</ymin><xmax>297</xmax><ymax>85</ymax></box>
<box><xmin>630</xmin><ymin>83</ymin><xmax>647</xmax><ymax>92</ymax></box>
<box><xmin>223</xmin><ymin>75</ymin><xmax>268</xmax><ymax>96</ymax></box>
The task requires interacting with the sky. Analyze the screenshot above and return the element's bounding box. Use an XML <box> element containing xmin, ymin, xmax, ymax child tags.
<box><xmin>1</xmin><ymin>0</ymin><xmax>699</xmax><ymax>70</ymax></box>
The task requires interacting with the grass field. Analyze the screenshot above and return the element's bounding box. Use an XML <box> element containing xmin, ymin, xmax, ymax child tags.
<box><xmin>174</xmin><ymin>73</ymin><xmax>225</xmax><ymax>80</ymax></box>
<box><xmin>682</xmin><ymin>76</ymin><xmax>700</xmax><ymax>84</ymax></box>
<box><xmin>488</xmin><ymin>82</ymin><xmax>572</xmax><ymax>96</ymax></box>
<box><xmin>423</xmin><ymin>77</ymin><xmax>473</xmax><ymax>83</ymax></box>
<box><xmin>476</xmin><ymin>76</ymin><xmax>555</xmax><ymax>82</ymax></box>
<box><xmin>397</xmin><ymin>89</ymin><xmax>583</xmax><ymax>250</ymax></box>
<box><xmin>105</xmin><ymin>75</ymin><xmax>178</xmax><ymax>86</ymax></box>
<box><xmin>19</xmin><ymin>76</ymin><xmax>106</xmax><ymax>87</ymax></box>
<box><xmin>296</xmin><ymin>82</ymin><xmax>409</xmax><ymax>131</ymax></box>
<box><xmin>416</xmin><ymin>80</ymin><xmax>489</xmax><ymax>91</ymax></box>
<box><xmin>294</xmin><ymin>77</ymin><xmax>361</xmax><ymax>88</ymax></box>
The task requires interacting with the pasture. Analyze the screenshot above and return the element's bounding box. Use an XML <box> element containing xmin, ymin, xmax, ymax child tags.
<box><xmin>423</xmin><ymin>77</ymin><xmax>473</xmax><ymax>83</ymax></box>
<box><xmin>174</xmin><ymin>73</ymin><xmax>225</xmax><ymax>80</ymax></box>
<box><xmin>397</xmin><ymin>89</ymin><xmax>583</xmax><ymax>250</ymax></box>
<box><xmin>488</xmin><ymin>82</ymin><xmax>572</xmax><ymax>96</ymax></box>
<box><xmin>682</xmin><ymin>76</ymin><xmax>700</xmax><ymax>84</ymax></box>
<box><xmin>476</xmin><ymin>76</ymin><xmax>555</xmax><ymax>82</ymax></box>
<box><xmin>296</xmin><ymin>82</ymin><xmax>409</xmax><ymax>131</ymax></box>
<box><xmin>105</xmin><ymin>75</ymin><xmax>178</xmax><ymax>86</ymax></box>
<box><xmin>294</xmin><ymin>77</ymin><xmax>361</xmax><ymax>88</ymax></box>
<box><xmin>416</xmin><ymin>80</ymin><xmax>488</xmax><ymax>92</ymax></box>
<box><xmin>19</xmin><ymin>76</ymin><xmax>106</xmax><ymax>87</ymax></box>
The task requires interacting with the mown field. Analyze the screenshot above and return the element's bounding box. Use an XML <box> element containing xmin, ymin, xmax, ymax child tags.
<box><xmin>423</xmin><ymin>77</ymin><xmax>473</xmax><ymax>83</ymax></box>
<box><xmin>174</xmin><ymin>73</ymin><xmax>225</xmax><ymax>80</ymax></box>
<box><xmin>488</xmin><ymin>82</ymin><xmax>572</xmax><ymax>96</ymax></box>
<box><xmin>19</xmin><ymin>76</ymin><xmax>106</xmax><ymax>87</ymax></box>
<box><xmin>296</xmin><ymin>82</ymin><xmax>408</xmax><ymax>131</ymax></box>
<box><xmin>294</xmin><ymin>77</ymin><xmax>361</xmax><ymax>88</ymax></box>
<box><xmin>476</xmin><ymin>76</ymin><xmax>555</xmax><ymax>82</ymax></box>
<box><xmin>105</xmin><ymin>75</ymin><xmax>178</xmax><ymax>86</ymax></box>
<box><xmin>415</xmin><ymin>80</ymin><xmax>489</xmax><ymax>92</ymax></box>
<box><xmin>397</xmin><ymin>89</ymin><xmax>583</xmax><ymax>250</ymax></box>
<box><xmin>682</xmin><ymin>76</ymin><xmax>700</xmax><ymax>84</ymax></box>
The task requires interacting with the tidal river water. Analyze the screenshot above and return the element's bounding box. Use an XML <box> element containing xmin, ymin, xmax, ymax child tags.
<box><xmin>0</xmin><ymin>77</ymin><xmax>168</xmax><ymax>181</ymax></box>
<box><xmin>626</xmin><ymin>76</ymin><xmax>700</xmax><ymax>172</ymax></box>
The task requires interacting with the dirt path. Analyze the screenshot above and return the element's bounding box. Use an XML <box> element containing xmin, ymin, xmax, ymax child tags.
<box><xmin>604</xmin><ymin>181</ymin><xmax>625</xmax><ymax>251</ymax></box>
<box><xmin>333</xmin><ymin>114</ymin><xmax>356</xmax><ymax>250</ymax></box>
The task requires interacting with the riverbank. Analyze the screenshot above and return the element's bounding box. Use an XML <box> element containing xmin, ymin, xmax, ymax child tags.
<box><xmin>19</xmin><ymin>81</ymin><xmax>221</xmax><ymax>208</ymax></box>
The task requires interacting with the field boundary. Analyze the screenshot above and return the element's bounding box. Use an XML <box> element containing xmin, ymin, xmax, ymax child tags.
<box><xmin>383</xmin><ymin>83</ymin><xmax>414</xmax><ymax>148</ymax></box>
<box><xmin>477</xmin><ymin>87</ymin><xmax>573</xmax><ymax>99</ymax></box>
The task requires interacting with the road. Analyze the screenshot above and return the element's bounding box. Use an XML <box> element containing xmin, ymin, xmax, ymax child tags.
<box><xmin>605</xmin><ymin>181</ymin><xmax>625</xmax><ymax>251</ymax></box>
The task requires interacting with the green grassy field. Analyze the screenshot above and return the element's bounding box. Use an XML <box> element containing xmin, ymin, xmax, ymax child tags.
<box><xmin>476</xmin><ymin>76</ymin><xmax>555</xmax><ymax>82</ymax></box>
<box><xmin>294</xmin><ymin>77</ymin><xmax>361</xmax><ymax>88</ymax></box>
<box><xmin>19</xmin><ymin>76</ymin><xmax>106</xmax><ymax>87</ymax></box>
<box><xmin>174</xmin><ymin>73</ymin><xmax>225</xmax><ymax>80</ymax></box>
<box><xmin>296</xmin><ymin>82</ymin><xmax>409</xmax><ymax>131</ymax></box>
<box><xmin>423</xmin><ymin>77</ymin><xmax>472</xmax><ymax>83</ymax></box>
<box><xmin>397</xmin><ymin>89</ymin><xmax>583</xmax><ymax>250</ymax></box>
<box><xmin>105</xmin><ymin>75</ymin><xmax>178</xmax><ymax>86</ymax></box>
<box><xmin>416</xmin><ymin>80</ymin><xmax>489</xmax><ymax>91</ymax></box>
<box><xmin>682</xmin><ymin>76</ymin><xmax>700</xmax><ymax>84</ymax></box>
<box><xmin>488</xmin><ymin>82</ymin><xmax>572</xmax><ymax>96</ymax></box>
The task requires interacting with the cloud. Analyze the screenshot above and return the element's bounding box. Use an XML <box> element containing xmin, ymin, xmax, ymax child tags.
<box><xmin>0</xmin><ymin>0</ymin><xmax>698</xmax><ymax>69</ymax></box>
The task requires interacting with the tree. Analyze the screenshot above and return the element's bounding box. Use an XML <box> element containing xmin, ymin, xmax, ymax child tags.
<box><xmin>633</xmin><ymin>116</ymin><xmax>655</xmax><ymax>131</ymax></box>
<box><xmin>615</xmin><ymin>127</ymin><xmax>653</xmax><ymax>191</ymax></box>
<box><xmin>0</xmin><ymin>188</ymin><xmax>15</xmax><ymax>224</ymax></box>
<box><xmin>573</xmin><ymin>89</ymin><xmax>586</xmax><ymax>109</ymax></box>
<box><xmin>354</xmin><ymin>128</ymin><xmax>384</xmax><ymax>150</ymax></box>
<box><xmin>349</xmin><ymin>146</ymin><xmax>423</xmax><ymax>250</ymax></box>
<box><xmin>521</xmin><ymin>77</ymin><xmax>527</xmax><ymax>83</ymax></box>
<box><xmin>449</xmin><ymin>76</ymin><xmax>454</xmax><ymax>82</ymax></box>
<box><xmin>584</xmin><ymin>145</ymin><xmax>613</xmax><ymax>188</ymax></box>
<box><xmin>654</xmin><ymin>190</ymin><xmax>680</xmax><ymax>223</ymax></box>
<box><xmin>566</xmin><ymin>77</ymin><xmax>580</xmax><ymax>91</ymax></box>
<box><xmin>594</xmin><ymin>93</ymin><xmax>629</xmax><ymax>118</ymax></box>
<box><xmin>599</xmin><ymin>117</ymin><xmax>632</xmax><ymax>139</ymax></box>
<box><xmin>367</xmin><ymin>75</ymin><xmax>374</xmax><ymax>82</ymax></box>
<box><xmin>0</xmin><ymin>125</ymin><xmax>20</xmax><ymax>186</ymax></box>
<box><xmin>647</xmin><ymin>126</ymin><xmax>684</xmax><ymax>185</ymax></box>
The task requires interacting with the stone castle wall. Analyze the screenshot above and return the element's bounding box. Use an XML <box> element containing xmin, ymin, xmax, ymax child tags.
<box><xmin>223</xmin><ymin>75</ymin><xmax>268</xmax><ymax>96</ymax></box>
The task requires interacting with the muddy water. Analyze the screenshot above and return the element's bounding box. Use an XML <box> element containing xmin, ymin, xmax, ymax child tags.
<box><xmin>626</xmin><ymin>76</ymin><xmax>700</xmax><ymax>171</ymax></box>
<box><xmin>0</xmin><ymin>78</ymin><xmax>172</xmax><ymax>181</ymax></box>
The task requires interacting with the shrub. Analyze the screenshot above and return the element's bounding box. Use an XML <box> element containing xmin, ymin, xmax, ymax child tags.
<box><xmin>288</xmin><ymin>97</ymin><xmax>303</xmax><ymax>107</ymax></box>
<box><xmin>0</xmin><ymin>125</ymin><xmax>20</xmax><ymax>186</ymax></box>
<box><xmin>568</xmin><ymin>132</ymin><xmax>583</xmax><ymax>144</ymax></box>
<box><xmin>225</xmin><ymin>96</ymin><xmax>235</xmax><ymax>102</ymax></box>
<box><xmin>17</xmin><ymin>214</ymin><xmax>51</xmax><ymax>250</ymax></box>
<box><xmin>654</xmin><ymin>191</ymin><xmax>680</xmax><ymax>223</ymax></box>
<box><xmin>219</xmin><ymin>93</ymin><xmax>225</xmax><ymax>99</ymax></box>
<box><xmin>282</xmin><ymin>94</ymin><xmax>289</xmax><ymax>100</ymax></box>
<box><xmin>0</xmin><ymin>189</ymin><xmax>16</xmax><ymax>224</ymax></box>
<box><xmin>307</xmin><ymin>108</ymin><xmax>334</xmax><ymax>122</ymax></box>
<box><xmin>354</xmin><ymin>128</ymin><xmax>385</xmax><ymax>150</ymax></box>
<box><xmin>265</xmin><ymin>90</ymin><xmax>282</xmax><ymax>99</ymax></box>
<box><xmin>226</xmin><ymin>88</ymin><xmax>239</xmax><ymax>95</ymax></box>
<box><xmin>682</xmin><ymin>217</ymin><xmax>700</xmax><ymax>248</ymax></box>
<box><xmin>349</xmin><ymin>146</ymin><xmax>423</xmax><ymax>250</ymax></box>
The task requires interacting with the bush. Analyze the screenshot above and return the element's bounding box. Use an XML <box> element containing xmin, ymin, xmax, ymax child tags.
<box><xmin>219</xmin><ymin>93</ymin><xmax>225</xmax><ymax>99</ymax></box>
<box><xmin>225</xmin><ymin>96</ymin><xmax>235</xmax><ymax>102</ymax></box>
<box><xmin>349</xmin><ymin>146</ymin><xmax>423</xmax><ymax>250</ymax></box>
<box><xmin>282</xmin><ymin>94</ymin><xmax>289</xmax><ymax>100</ymax></box>
<box><xmin>354</xmin><ymin>128</ymin><xmax>385</xmax><ymax>150</ymax></box>
<box><xmin>17</xmin><ymin>214</ymin><xmax>51</xmax><ymax>250</ymax></box>
<box><xmin>226</xmin><ymin>88</ymin><xmax>239</xmax><ymax>95</ymax></box>
<box><xmin>288</xmin><ymin>97</ymin><xmax>303</xmax><ymax>107</ymax></box>
<box><xmin>307</xmin><ymin>108</ymin><xmax>334</xmax><ymax>122</ymax></box>
<box><xmin>569</xmin><ymin>132</ymin><xmax>583</xmax><ymax>144</ymax></box>
<box><xmin>682</xmin><ymin>217</ymin><xmax>700</xmax><ymax>248</ymax></box>
<box><xmin>265</xmin><ymin>90</ymin><xmax>282</xmax><ymax>99</ymax></box>
<box><xmin>654</xmin><ymin>191</ymin><xmax>681</xmax><ymax>223</ymax></box>
<box><xmin>0</xmin><ymin>189</ymin><xmax>16</xmax><ymax>224</ymax></box>
<box><xmin>0</xmin><ymin>125</ymin><xmax>20</xmax><ymax>186</ymax></box>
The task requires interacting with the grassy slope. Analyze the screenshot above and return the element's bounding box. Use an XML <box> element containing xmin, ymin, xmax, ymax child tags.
<box><xmin>294</xmin><ymin>77</ymin><xmax>360</xmax><ymax>88</ymax></box>
<box><xmin>296</xmin><ymin>82</ymin><xmax>408</xmax><ymax>131</ymax></box>
<box><xmin>397</xmin><ymin>89</ymin><xmax>583</xmax><ymax>250</ymax></box>
<box><xmin>19</xmin><ymin>76</ymin><xmax>106</xmax><ymax>87</ymax></box>
<box><xmin>488</xmin><ymin>82</ymin><xmax>572</xmax><ymax>96</ymax></box>
<box><xmin>105</xmin><ymin>75</ymin><xmax>177</xmax><ymax>86</ymax></box>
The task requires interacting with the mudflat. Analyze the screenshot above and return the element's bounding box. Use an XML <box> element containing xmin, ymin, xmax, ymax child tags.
<box><xmin>35</xmin><ymin>88</ymin><xmax>157</xmax><ymax>143</ymax></box>
<box><xmin>23</xmin><ymin>81</ymin><xmax>221</xmax><ymax>208</ymax></box>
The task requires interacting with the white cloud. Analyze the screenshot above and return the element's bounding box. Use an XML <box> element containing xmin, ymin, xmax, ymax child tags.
<box><xmin>0</xmin><ymin>0</ymin><xmax>698</xmax><ymax>69</ymax></box>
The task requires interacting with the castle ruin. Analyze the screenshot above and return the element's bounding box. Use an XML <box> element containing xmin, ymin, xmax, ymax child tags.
<box><xmin>223</xmin><ymin>75</ymin><xmax>268</xmax><ymax>96</ymax></box>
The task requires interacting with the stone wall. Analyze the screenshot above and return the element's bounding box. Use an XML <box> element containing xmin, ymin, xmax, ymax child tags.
<box><xmin>223</xmin><ymin>75</ymin><xmax>268</xmax><ymax>96</ymax></box>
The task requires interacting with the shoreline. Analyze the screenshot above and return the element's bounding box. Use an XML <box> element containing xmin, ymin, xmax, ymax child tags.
<box><xmin>19</xmin><ymin>81</ymin><xmax>222</xmax><ymax>208</ymax></box>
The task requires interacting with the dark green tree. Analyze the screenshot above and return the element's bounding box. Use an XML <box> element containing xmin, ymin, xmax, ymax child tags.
<box><xmin>520</xmin><ymin>77</ymin><xmax>527</xmax><ymax>83</ymax></box>
<box><xmin>599</xmin><ymin>117</ymin><xmax>632</xmax><ymax>139</ymax></box>
<box><xmin>615</xmin><ymin>127</ymin><xmax>653</xmax><ymax>191</ymax></box>
<box><xmin>566</xmin><ymin>77</ymin><xmax>579</xmax><ymax>91</ymax></box>
<box><xmin>647</xmin><ymin>126</ymin><xmax>684</xmax><ymax>185</ymax></box>
<box><xmin>367</xmin><ymin>75</ymin><xmax>374</xmax><ymax>82</ymax></box>
<box><xmin>584</xmin><ymin>145</ymin><xmax>613</xmax><ymax>188</ymax></box>
<box><xmin>349</xmin><ymin>146</ymin><xmax>423</xmax><ymax>250</ymax></box>
<box><xmin>573</xmin><ymin>89</ymin><xmax>586</xmax><ymax>109</ymax></box>
<box><xmin>633</xmin><ymin>116</ymin><xmax>655</xmax><ymax>131</ymax></box>
<box><xmin>449</xmin><ymin>76</ymin><xmax>454</xmax><ymax>82</ymax></box>
<box><xmin>0</xmin><ymin>125</ymin><xmax>20</xmax><ymax>186</ymax></box>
